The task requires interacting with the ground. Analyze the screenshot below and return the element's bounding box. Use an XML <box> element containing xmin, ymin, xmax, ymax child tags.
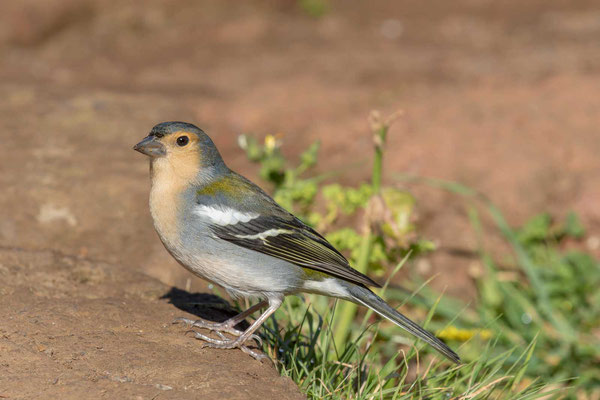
<box><xmin>0</xmin><ymin>0</ymin><xmax>599</xmax><ymax>398</ymax></box>
<box><xmin>0</xmin><ymin>247</ymin><xmax>303</xmax><ymax>399</ymax></box>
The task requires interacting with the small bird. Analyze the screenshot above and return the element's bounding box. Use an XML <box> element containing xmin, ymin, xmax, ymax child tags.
<box><xmin>133</xmin><ymin>121</ymin><xmax>460</xmax><ymax>363</ymax></box>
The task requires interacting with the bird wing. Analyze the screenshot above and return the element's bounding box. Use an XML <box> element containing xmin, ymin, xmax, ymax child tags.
<box><xmin>208</xmin><ymin>213</ymin><xmax>381</xmax><ymax>288</ymax></box>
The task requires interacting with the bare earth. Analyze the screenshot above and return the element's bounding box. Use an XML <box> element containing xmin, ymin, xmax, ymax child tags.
<box><xmin>0</xmin><ymin>0</ymin><xmax>599</xmax><ymax>398</ymax></box>
<box><xmin>0</xmin><ymin>247</ymin><xmax>303</xmax><ymax>399</ymax></box>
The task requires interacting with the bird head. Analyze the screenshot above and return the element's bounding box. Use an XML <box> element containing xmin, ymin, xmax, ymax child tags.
<box><xmin>133</xmin><ymin>121</ymin><xmax>226</xmax><ymax>170</ymax></box>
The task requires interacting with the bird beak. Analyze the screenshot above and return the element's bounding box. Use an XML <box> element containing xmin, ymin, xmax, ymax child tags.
<box><xmin>133</xmin><ymin>136</ymin><xmax>166</xmax><ymax>157</ymax></box>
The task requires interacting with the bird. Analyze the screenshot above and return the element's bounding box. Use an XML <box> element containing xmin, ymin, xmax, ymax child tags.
<box><xmin>133</xmin><ymin>121</ymin><xmax>460</xmax><ymax>363</ymax></box>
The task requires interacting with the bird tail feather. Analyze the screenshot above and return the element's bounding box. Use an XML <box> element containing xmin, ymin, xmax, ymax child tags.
<box><xmin>345</xmin><ymin>284</ymin><xmax>461</xmax><ymax>364</ymax></box>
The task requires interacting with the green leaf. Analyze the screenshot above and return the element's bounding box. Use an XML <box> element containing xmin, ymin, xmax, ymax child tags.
<box><xmin>298</xmin><ymin>140</ymin><xmax>320</xmax><ymax>171</ymax></box>
<box><xmin>516</xmin><ymin>213</ymin><xmax>552</xmax><ymax>244</ymax></box>
<box><xmin>562</xmin><ymin>211</ymin><xmax>585</xmax><ymax>238</ymax></box>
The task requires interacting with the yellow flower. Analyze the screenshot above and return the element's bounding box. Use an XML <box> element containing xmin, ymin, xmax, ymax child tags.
<box><xmin>437</xmin><ymin>326</ymin><xmax>492</xmax><ymax>342</ymax></box>
<box><xmin>264</xmin><ymin>134</ymin><xmax>281</xmax><ymax>152</ymax></box>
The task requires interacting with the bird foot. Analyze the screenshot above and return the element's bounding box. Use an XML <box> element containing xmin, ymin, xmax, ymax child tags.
<box><xmin>191</xmin><ymin>330</ymin><xmax>267</xmax><ymax>361</ymax></box>
<box><xmin>173</xmin><ymin>317</ymin><xmax>266</xmax><ymax>361</ymax></box>
<box><xmin>173</xmin><ymin>316</ymin><xmax>246</xmax><ymax>337</ymax></box>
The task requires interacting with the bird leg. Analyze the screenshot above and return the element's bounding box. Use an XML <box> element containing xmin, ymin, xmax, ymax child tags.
<box><xmin>173</xmin><ymin>299</ymin><xmax>268</xmax><ymax>337</ymax></box>
<box><xmin>190</xmin><ymin>297</ymin><xmax>282</xmax><ymax>361</ymax></box>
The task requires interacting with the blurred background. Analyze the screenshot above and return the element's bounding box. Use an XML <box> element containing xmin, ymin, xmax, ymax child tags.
<box><xmin>1</xmin><ymin>0</ymin><xmax>598</xmax><ymax>296</ymax></box>
<box><xmin>0</xmin><ymin>0</ymin><xmax>599</xmax><ymax>397</ymax></box>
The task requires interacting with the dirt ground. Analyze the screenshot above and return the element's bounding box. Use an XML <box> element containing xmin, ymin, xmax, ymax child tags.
<box><xmin>1</xmin><ymin>0</ymin><xmax>599</xmax><ymax>398</ymax></box>
<box><xmin>0</xmin><ymin>247</ymin><xmax>303</xmax><ymax>399</ymax></box>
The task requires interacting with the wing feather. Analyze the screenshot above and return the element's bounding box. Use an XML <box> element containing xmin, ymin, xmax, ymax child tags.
<box><xmin>209</xmin><ymin>214</ymin><xmax>380</xmax><ymax>288</ymax></box>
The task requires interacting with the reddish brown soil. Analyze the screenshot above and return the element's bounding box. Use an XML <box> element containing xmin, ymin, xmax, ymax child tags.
<box><xmin>1</xmin><ymin>0</ymin><xmax>599</xmax><ymax>398</ymax></box>
<box><xmin>0</xmin><ymin>247</ymin><xmax>303</xmax><ymax>399</ymax></box>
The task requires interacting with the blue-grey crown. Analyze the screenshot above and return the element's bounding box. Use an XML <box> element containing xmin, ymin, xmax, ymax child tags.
<box><xmin>150</xmin><ymin>121</ymin><xmax>205</xmax><ymax>138</ymax></box>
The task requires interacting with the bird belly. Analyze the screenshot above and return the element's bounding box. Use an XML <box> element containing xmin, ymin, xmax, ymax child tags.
<box><xmin>170</xmin><ymin>234</ymin><xmax>304</xmax><ymax>298</ymax></box>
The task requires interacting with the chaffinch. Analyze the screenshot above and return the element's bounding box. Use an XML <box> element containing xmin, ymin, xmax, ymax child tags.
<box><xmin>133</xmin><ymin>121</ymin><xmax>460</xmax><ymax>363</ymax></box>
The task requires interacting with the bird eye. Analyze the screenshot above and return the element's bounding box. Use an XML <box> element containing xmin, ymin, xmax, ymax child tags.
<box><xmin>176</xmin><ymin>136</ymin><xmax>189</xmax><ymax>147</ymax></box>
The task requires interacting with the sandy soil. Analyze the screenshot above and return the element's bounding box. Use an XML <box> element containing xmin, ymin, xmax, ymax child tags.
<box><xmin>0</xmin><ymin>0</ymin><xmax>599</xmax><ymax>398</ymax></box>
<box><xmin>0</xmin><ymin>247</ymin><xmax>304</xmax><ymax>399</ymax></box>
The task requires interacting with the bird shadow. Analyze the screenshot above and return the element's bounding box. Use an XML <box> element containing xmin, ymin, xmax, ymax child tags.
<box><xmin>161</xmin><ymin>287</ymin><xmax>325</xmax><ymax>366</ymax></box>
<box><xmin>160</xmin><ymin>286</ymin><xmax>250</xmax><ymax>330</ymax></box>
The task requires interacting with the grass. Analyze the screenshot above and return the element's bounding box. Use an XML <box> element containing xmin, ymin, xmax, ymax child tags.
<box><xmin>257</xmin><ymin>258</ymin><xmax>559</xmax><ymax>399</ymax></box>
<box><xmin>253</xmin><ymin>193</ymin><xmax>599</xmax><ymax>399</ymax></box>
<box><xmin>404</xmin><ymin>178</ymin><xmax>600</xmax><ymax>398</ymax></box>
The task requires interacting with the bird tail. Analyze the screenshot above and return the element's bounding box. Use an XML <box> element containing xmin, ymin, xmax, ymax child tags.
<box><xmin>345</xmin><ymin>283</ymin><xmax>461</xmax><ymax>364</ymax></box>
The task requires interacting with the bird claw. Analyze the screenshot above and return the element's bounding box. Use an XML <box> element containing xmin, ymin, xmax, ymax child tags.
<box><xmin>173</xmin><ymin>317</ymin><xmax>196</xmax><ymax>326</ymax></box>
<box><xmin>194</xmin><ymin>331</ymin><xmax>227</xmax><ymax>345</ymax></box>
<box><xmin>191</xmin><ymin>330</ymin><xmax>261</xmax><ymax>347</ymax></box>
<box><xmin>251</xmin><ymin>334</ymin><xmax>262</xmax><ymax>347</ymax></box>
<box><xmin>240</xmin><ymin>345</ymin><xmax>269</xmax><ymax>361</ymax></box>
<box><xmin>173</xmin><ymin>316</ymin><xmax>245</xmax><ymax>336</ymax></box>
<box><xmin>172</xmin><ymin>309</ymin><xmax>271</xmax><ymax>362</ymax></box>
<box><xmin>192</xmin><ymin>332</ymin><xmax>267</xmax><ymax>361</ymax></box>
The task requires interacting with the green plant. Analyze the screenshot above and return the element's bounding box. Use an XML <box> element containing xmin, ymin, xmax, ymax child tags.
<box><xmin>297</xmin><ymin>0</ymin><xmax>329</xmax><ymax>18</ymax></box>
<box><xmin>236</xmin><ymin>114</ymin><xmax>599</xmax><ymax>399</ymax></box>
<box><xmin>259</xmin><ymin>265</ymin><xmax>555</xmax><ymax>399</ymax></box>
<box><xmin>396</xmin><ymin>177</ymin><xmax>600</xmax><ymax>398</ymax></box>
<box><xmin>476</xmin><ymin>208</ymin><xmax>600</xmax><ymax>396</ymax></box>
